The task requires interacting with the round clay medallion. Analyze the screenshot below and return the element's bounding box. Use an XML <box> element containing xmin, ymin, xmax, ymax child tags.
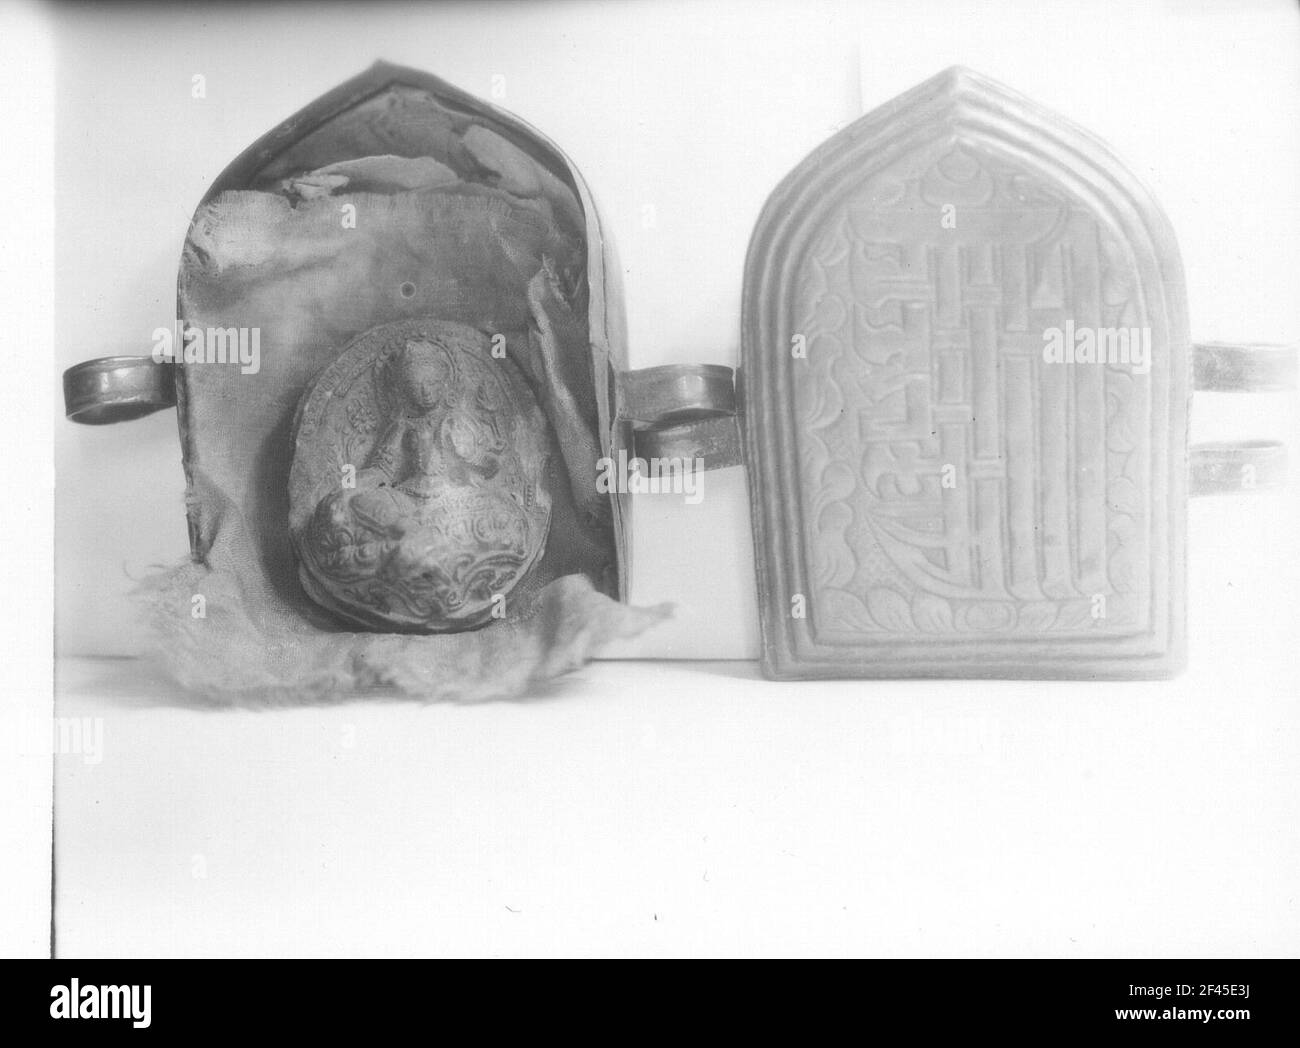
<box><xmin>288</xmin><ymin>317</ymin><xmax>553</xmax><ymax>632</ymax></box>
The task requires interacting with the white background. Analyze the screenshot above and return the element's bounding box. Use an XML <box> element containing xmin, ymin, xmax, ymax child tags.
<box><xmin>3</xmin><ymin>0</ymin><xmax>1296</xmax><ymax>957</ymax></box>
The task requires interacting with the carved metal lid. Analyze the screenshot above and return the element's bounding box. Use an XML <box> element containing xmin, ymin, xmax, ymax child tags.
<box><xmin>743</xmin><ymin>67</ymin><xmax>1196</xmax><ymax>679</ymax></box>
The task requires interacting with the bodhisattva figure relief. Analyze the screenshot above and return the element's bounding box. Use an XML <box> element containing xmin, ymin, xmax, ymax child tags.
<box><xmin>290</xmin><ymin>327</ymin><xmax>554</xmax><ymax>632</ymax></box>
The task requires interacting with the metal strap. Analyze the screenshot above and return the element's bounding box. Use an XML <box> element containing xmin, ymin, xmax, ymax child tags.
<box><xmin>619</xmin><ymin>364</ymin><xmax>736</xmax><ymax>425</ymax></box>
<box><xmin>1190</xmin><ymin>441</ymin><xmax>1288</xmax><ymax>496</ymax></box>
<box><xmin>63</xmin><ymin>357</ymin><xmax>176</xmax><ymax>425</ymax></box>
<box><xmin>1193</xmin><ymin>342</ymin><xmax>1297</xmax><ymax>393</ymax></box>
<box><xmin>630</xmin><ymin>413</ymin><xmax>743</xmax><ymax>471</ymax></box>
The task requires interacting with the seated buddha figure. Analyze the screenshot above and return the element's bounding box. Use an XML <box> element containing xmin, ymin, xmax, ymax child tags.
<box><xmin>296</xmin><ymin>336</ymin><xmax>551</xmax><ymax>631</ymax></box>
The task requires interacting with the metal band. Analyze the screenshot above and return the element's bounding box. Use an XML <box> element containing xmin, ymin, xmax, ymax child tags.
<box><xmin>619</xmin><ymin>364</ymin><xmax>736</xmax><ymax>425</ymax></box>
<box><xmin>1193</xmin><ymin>342</ymin><xmax>1297</xmax><ymax>393</ymax></box>
<box><xmin>1190</xmin><ymin>441</ymin><xmax>1288</xmax><ymax>496</ymax></box>
<box><xmin>63</xmin><ymin>357</ymin><xmax>176</xmax><ymax>425</ymax></box>
<box><xmin>631</xmin><ymin>414</ymin><xmax>743</xmax><ymax>471</ymax></box>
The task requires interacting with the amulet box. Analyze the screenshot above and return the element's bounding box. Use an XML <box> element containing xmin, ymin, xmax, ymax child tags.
<box><xmin>62</xmin><ymin>62</ymin><xmax>1293</xmax><ymax>694</ymax></box>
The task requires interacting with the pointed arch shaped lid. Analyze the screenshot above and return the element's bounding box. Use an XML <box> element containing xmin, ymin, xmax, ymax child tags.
<box><xmin>742</xmin><ymin>67</ymin><xmax>1189</xmax><ymax>679</ymax></box>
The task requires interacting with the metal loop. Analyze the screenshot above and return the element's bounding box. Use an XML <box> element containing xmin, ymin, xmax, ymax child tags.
<box><xmin>63</xmin><ymin>357</ymin><xmax>176</xmax><ymax>425</ymax></box>
<box><xmin>630</xmin><ymin>414</ymin><xmax>743</xmax><ymax>472</ymax></box>
<box><xmin>619</xmin><ymin>364</ymin><xmax>736</xmax><ymax>425</ymax></box>
<box><xmin>1190</xmin><ymin>440</ymin><xmax>1288</xmax><ymax>496</ymax></box>
<box><xmin>1193</xmin><ymin>342</ymin><xmax>1297</xmax><ymax>393</ymax></box>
